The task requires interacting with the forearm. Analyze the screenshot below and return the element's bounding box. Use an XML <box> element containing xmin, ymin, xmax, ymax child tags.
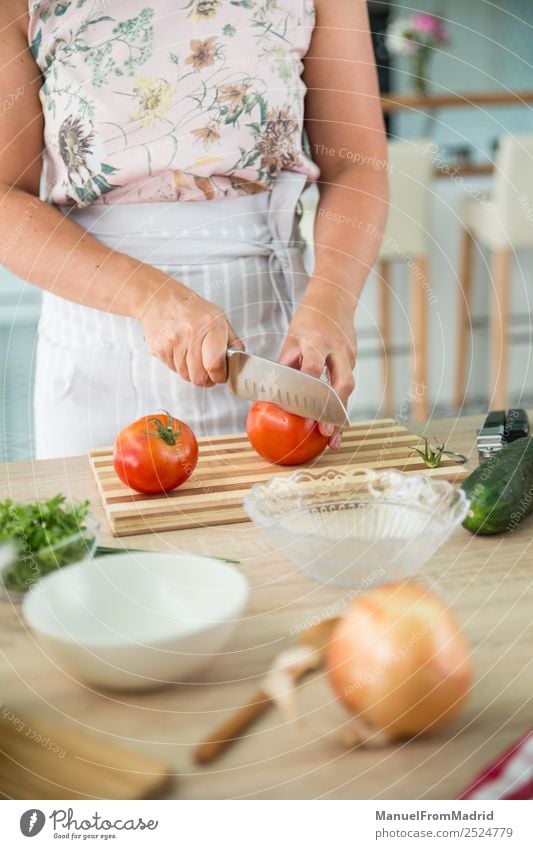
<box><xmin>306</xmin><ymin>162</ymin><xmax>388</xmax><ymax>309</ymax></box>
<box><xmin>0</xmin><ymin>184</ymin><xmax>184</xmax><ymax>320</ymax></box>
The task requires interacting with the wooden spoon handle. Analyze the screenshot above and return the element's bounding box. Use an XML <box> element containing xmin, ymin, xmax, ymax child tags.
<box><xmin>194</xmin><ymin>689</ymin><xmax>271</xmax><ymax>765</ymax></box>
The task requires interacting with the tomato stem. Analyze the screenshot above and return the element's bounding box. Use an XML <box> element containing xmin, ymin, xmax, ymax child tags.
<box><xmin>148</xmin><ymin>410</ymin><xmax>182</xmax><ymax>446</ymax></box>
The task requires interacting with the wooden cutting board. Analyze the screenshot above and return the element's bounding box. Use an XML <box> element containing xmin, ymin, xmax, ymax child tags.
<box><xmin>90</xmin><ymin>418</ymin><xmax>469</xmax><ymax>537</ymax></box>
<box><xmin>0</xmin><ymin>710</ymin><xmax>171</xmax><ymax>799</ymax></box>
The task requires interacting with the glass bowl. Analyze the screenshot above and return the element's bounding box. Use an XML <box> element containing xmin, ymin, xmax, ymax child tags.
<box><xmin>0</xmin><ymin>513</ymin><xmax>100</xmax><ymax>603</ymax></box>
<box><xmin>244</xmin><ymin>468</ymin><xmax>470</xmax><ymax>588</ymax></box>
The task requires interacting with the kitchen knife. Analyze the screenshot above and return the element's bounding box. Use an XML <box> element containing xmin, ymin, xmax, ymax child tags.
<box><xmin>226</xmin><ymin>347</ymin><xmax>349</xmax><ymax>427</ymax></box>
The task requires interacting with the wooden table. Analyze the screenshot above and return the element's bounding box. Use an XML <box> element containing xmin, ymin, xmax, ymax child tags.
<box><xmin>1</xmin><ymin>414</ymin><xmax>532</xmax><ymax>800</ymax></box>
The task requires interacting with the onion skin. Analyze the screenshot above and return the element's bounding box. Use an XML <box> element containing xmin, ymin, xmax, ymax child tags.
<box><xmin>327</xmin><ymin>583</ymin><xmax>473</xmax><ymax>741</ymax></box>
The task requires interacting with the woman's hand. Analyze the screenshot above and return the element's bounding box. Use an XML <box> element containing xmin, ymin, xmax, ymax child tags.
<box><xmin>279</xmin><ymin>284</ymin><xmax>356</xmax><ymax>448</ymax></box>
<box><xmin>140</xmin><ymin>283</ymin><xmax>243</xmax><ymax>387</ymax></box>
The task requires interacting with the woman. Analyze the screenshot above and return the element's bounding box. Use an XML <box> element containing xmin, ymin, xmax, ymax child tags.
<box><xmin>0</xmin><ymin>0</ymin><xmax>387</xmax><ymax>458</ymax></box>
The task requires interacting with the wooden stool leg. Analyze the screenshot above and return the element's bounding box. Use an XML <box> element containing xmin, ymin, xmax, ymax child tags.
<box><xmin>454</xmin><ymin>228</ymin><xmax>475</xmax><ymax>408</ymax></box>
<box><xmin>410</xmin><ymin>257</ymin><xmax>429</xmax><ymax>422</ymax></box>
<box><xmin>378</xmin><ymin>261</ymin><xmax>393</xmax><ymax>417</ymax></box>
<box><xmin>491</xmin><ymin>249</ymin><xmax>511</xmax><ymax>410</ymax></box>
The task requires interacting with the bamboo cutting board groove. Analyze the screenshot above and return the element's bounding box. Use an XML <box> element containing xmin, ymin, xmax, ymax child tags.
<box><xmin>90</xmin><ymin>418</ymin><xmax>469</xmax><ymax>537</ymax></box>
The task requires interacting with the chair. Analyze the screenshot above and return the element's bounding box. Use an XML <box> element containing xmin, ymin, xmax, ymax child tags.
<box><xmin>455</xmin><ymin>133</ymin><xmax>533</xmax><ymax>410</ymax></box>
<box><xmin>377</xmin><ymin>139</ymin><xmax>434</xmax><ymax>421</ymax></box>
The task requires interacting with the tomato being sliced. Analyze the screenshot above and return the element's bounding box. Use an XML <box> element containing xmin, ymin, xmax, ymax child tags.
<box><xmin>113</xmin><ymin>411</ymin><xmax>198</xmax><ymax>494</ymax></box>
<box><xmin>246</xmin><ymin>401</ymin><xmax>329</xmax><ymax>466</ymax></box>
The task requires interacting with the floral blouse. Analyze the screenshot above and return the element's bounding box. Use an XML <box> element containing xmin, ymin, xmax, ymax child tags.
<box><xmin>28</xmin><ymin>0</ymin><xmax>319</xmax><ymax>207</ymax></box>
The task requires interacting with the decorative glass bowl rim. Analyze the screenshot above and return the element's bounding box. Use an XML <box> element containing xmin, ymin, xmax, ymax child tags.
<box><xmin>244</xmin><ymin>467</ymin><xmax>470</xmax><ymax>536</ymax></box>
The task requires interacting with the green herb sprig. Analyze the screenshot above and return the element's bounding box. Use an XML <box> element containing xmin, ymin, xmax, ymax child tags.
<box><xmin>410</xmin><ymin>437</ymin><xmax>446</xmax><ymax>469</ymax></box>
<box><xmin>95</xmin><ymin>546</ymin><xmax>240</xmax><ymax>565</ymax></box>
<box><xmin>0</xmin><ymin>496</ymin><xmax>91</xmax><ymax>591</ymax></box>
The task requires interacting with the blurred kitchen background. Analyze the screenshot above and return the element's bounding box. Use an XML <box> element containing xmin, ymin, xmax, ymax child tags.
<box><xmin>1</xmin><ymin>0</ymin><xmax>532</xmax><ymax>460</ymax></box>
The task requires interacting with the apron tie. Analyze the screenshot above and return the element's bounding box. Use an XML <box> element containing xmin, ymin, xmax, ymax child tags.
<box><xmin>266</xmin><ymin>170</ymin><xmax>308</xmax><ymax>323</ymax></box>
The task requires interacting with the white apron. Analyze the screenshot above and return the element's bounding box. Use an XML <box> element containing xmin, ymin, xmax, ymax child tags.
<box><xmin>34</xmin><ymin>172</ymin><xmax>310</xmax><ymax>459</ymax></box>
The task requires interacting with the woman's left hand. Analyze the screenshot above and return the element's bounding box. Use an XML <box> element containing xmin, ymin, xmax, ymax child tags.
<box><xmin>279</xmin><ymin>285</ymin><xmax>356</xmax><ymax>449</ymax></box>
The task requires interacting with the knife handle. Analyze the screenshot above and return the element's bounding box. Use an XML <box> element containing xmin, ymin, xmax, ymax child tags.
<box><xmin>227</xmin><ymin>346</ymin><xmax>240</xmax><ymax>357</ymax></box>
<box><xmin>504</xmin><ymin>409</ymin><xmax>530</xmax><ymax>443</ymax></box>
<box><xmin>194</xmin><ymin>689</ymin><xmax>271</xmax><ymax>764</ymax></box>
<box><xmin>484</xmin><ymin>410</ymin><xmax>506</xmax><ymax>429</ymax></box>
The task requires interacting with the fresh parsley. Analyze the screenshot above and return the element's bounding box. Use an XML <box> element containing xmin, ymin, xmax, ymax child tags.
<box><xmin>0</xmin><ymin>495</ymin><xmax>92</xmax><ymax>592</ymax></box>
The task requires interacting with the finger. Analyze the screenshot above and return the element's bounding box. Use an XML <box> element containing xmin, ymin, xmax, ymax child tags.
<box><xmin>329</xmin><ymin>435</ymin><xmax>342</xmax><ymax>451</ymax></box>
<box><xmin>278</xmin><ymin>340</ymin><xmax>301</xmax><ymax>369</ymax></box>
<box><xmin>279</xmin><ymin>327</ymin><xmax>303</xmax><ymax>368</ymax></box>
<box><xmin>148</xmin><ymin>336</ymin><xmax>177</xmax><ymax>374</ymax></box>
<box><xmin>172</xmin><ymin>341</ymin><xmax>189</xmax><ymax>382</ymax></box>
<box><xmin>319</xmin><ymin>420</ymin><xmax>335</xmax><ymax>438</ymax></box>
<box><xmin>202</xmin><ymin>326</ymin><xmax>231</xmax><ymax>384</ymax></box>
<box><xmin>324</xmin><ymin>352</ymin><xmax>355</xmax><ymax>448</ymax></box>
<box><xmin>299</xmin><ymin>343</ymin><xmax>335</xmax><ymax>437</ymax></box>
<box><xmin>187</xmin><ymin>334</ymin><xmax>215</xmax><ymax>388</ymax></box>
<box><xmin>158</xmin><ymin>351</ymin><xmax>177</xmax><ymax>373</ymax></box>
<box><xmin>300</xmin><ymin>341</ymin><xmax>326</xmax><ymax>379</ymax></box>
<box><xmin>327</xmin><ymin>351</ymin><xmax>356</xmax><ymax>408</ymax></box>
<box><xmin>176</xmin><ymin>356</ymin><xmax>190</xmax><ymax>383</ymax></box>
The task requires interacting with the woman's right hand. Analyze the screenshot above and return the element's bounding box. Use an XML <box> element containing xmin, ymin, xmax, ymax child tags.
<box><xmin>140</xmin><ymin>284</ymin><xmax>244</xmax><ymax>388</ymax></box>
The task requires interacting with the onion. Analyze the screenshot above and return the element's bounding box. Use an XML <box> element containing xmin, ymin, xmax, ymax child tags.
<box><xmin>327</xmin><ymin>582</ymin><xmax>473</xmax><ymax>742</ymax></box>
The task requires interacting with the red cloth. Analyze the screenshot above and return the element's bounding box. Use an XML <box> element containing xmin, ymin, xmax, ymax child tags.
<box><xmin>459</xmin><ymin>732</ymin><xmax>533</xmax><ymax>800</ymax></box>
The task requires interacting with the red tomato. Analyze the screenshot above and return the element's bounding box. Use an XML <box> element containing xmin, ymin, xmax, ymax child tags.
<box><xmin>113</xmin><ymin>411</ymin><xmax>198</xmax><ymax>494</ymax></box>
<box><xmin>246</xmin><ymin>401</ymin><xmax>329</xmax><ymax>466</ymax></box>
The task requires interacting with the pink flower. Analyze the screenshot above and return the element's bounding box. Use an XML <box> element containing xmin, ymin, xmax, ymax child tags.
<box><xmin>386</xmin><ymin>14</ymin><xmax>450</xmax><ymax>56</ymax></box>
<box><xmin>411</xmin><ymin>13</ymin><xmax>449</xmax><ymax>43</ymax></box>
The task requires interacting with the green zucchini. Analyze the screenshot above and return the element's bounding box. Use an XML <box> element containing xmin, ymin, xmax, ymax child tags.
<box><xmin>461</xmin><ymin>437</ymin><xmax>533</xmax><ymax>534</ymax></box>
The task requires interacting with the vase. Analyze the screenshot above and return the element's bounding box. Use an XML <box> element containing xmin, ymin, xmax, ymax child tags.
<box><xmin>410</xmin><ymin>47</ymin><xmax>432</xmax><ymax>95</ymax></box>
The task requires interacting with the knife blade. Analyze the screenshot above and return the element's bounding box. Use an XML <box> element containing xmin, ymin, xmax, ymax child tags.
<box><xmin>226</xmin><ymin>347</ymin><xmax>349</xmax><ymax>427</ymax></box>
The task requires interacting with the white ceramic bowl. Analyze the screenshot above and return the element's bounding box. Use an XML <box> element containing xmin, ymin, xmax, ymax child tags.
<box><xmin>22</xmin><ymin>552</ymin><xmax>249</xmax><ymax>690</ymax></box>
<box><xmin>244</xmin><ymin>467</ymin><xmax>470</xmax><ymax>588</ymax></box>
